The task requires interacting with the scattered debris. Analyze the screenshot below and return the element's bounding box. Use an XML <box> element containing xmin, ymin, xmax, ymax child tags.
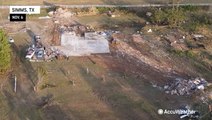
<box><xmin>48</xmin><ymin>11</ymin><xmax>54</xmax><ymax>16</ymax></box>
<box><xmin>146</xmin><ymin>12</ymin><xmax>152</xmax><ymax>17</ymax></box>
<box><xmin>54</xmin><ymin>8</ymin><xmax>76</xmax><ymax>18</ymax></box>
<box><xmin>208</xmin><ymin>91</ymin><xmax>212</xmax><ymax>100</ymax></box>
<box><xmin>25</xmin><ymin>47</ymin><xmax>35</xmax><ymax>59</ymax></box>
<box><xmin>111</xmin><ymin>15</ymin><xmax>116</xmax><ymax>18</ymax></box>
<box><xmin>147</xmin><ymin>29</ymin><xmax>152</xmax><ymax>33</ymax></box>
<box><xmin>192</xmin><ymin>34</ymin><xmax>205</xmax><ymax>41</ymax></box>
<box><xmin>163</xmin><ymin>77</ymin><xmax>208</xmax><ymax>96</ymax></box>
<box><xmin>179</xmin><ymin>105</ymin><xmax>200</xmax><ymax>119</ymax></box>
<box><xmin>146</xmin><ymin>22</ymin><xmax>150</xmax><ymax>25</ymax></box>
<box><xmin>24</xmin><ymin>24</ymin><xmax>109</xmax><ymax>59</ymax></box>
<box><xmin>164</xmin><ymin>34</ymin><xmax>188</xmax><ymax>51</ymax></box>
<box><xmin>38</xmin><ymin>16</ymin><xmax>51</xmax><ymax>19</ymax></box>
<box><xmin>8</xmin><ymin>36</ymin><xmax>14</xmax><ymax>43</ymax></box>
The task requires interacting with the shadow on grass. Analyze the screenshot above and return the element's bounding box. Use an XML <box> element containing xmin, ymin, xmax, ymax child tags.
<box><xmin>2</xmin><ymin>90</ymin><xmax>43</xmax><ymax>120</ymax></box>
<box><xmin>42</xmin><ymin>104</ymin><xmax>72</xmax><ymax>120</ymax></box>
<box><xmin>35</xmin><ymin>93</ymin><xmax>72</xmax><ymax>120</ymax></box>
<box><xmin>12</xmin><ymin>44</ymin><xmax>37</xmax><ymax>87</ymax></box>
<box><xmin>75</xmin><ymin>49</ymin><xmax>195</xmax><ymax>120</ymax></box>
<box><xmin>77</xmin><ymin>65</ymin><xmax>144</xmax><ymax>120</ymax></box>
<box><xmin>76</xmin><ymin>62</ymin><xmax>172</xmax><ymax>120</ymax></box>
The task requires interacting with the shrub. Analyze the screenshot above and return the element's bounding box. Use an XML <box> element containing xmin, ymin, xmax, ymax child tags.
<box><xmin>170</xmin><ymin>49</ymin><xmax>194</xmax><ymax>58</ymax></box>
<box><xmin>151</xmin><ymin>8</ymin><xmax>186</xmax><ymax>27</ymax></box>
<box><xmin>96</xmin><ymin>7</ymin><xmax>114</xmax><ymax>14</ymax></box>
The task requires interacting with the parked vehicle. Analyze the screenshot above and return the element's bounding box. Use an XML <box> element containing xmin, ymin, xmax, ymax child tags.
<box><xmin>25</xmin><ymin>48</ymin><xmax>35</xmax><ymax>59</ymax></box>
<box><xmin>36</xmin><ymin>50</ymin><xmax>44</xmax><ymax>59</ymax></box>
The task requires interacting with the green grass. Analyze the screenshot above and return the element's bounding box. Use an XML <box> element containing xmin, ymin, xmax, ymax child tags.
<box><xmin>77</xmin><ymin>14</ymin><xmax>144</xmax><ymax>33</ymax></box>
<box><xmin>27</xmin><ymin>8</ymin><xmax>48</xmax><ymax>19</ymax></box>
<box><xmin>1</xmin><ymin>12</ymin><xmax>210</xmax><ymax>120</ymax></box>
<box><xmin>169</xmin><ymin>49</ymin><xmax>195</xmax><ymax>58</ymax></box>
<box><xmin>193</xmin><ymin>60</ymin><xmax>212</xmax><ymax>80</ymax></box>
<box><xmin>27</xmin><ymin>57</ymin><xmax>170</xmax><ymax>120</ymax></box>
<box><xmin>169</xmin><ymin>48</ymin><xmax>212</xmax><ymax>79</ymax></box>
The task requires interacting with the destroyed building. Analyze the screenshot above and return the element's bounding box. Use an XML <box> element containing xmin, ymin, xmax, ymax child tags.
<box><xmin>52</xmin><ymin>25</ymin><xmax>110</xmax><ymax>56</ymax></box>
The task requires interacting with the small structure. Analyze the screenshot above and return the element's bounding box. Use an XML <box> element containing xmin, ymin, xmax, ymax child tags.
<box><xmin>164</xmin><ymin>34</ymin><xmax>188</xmax><ymax>51</ymax></box>
<box><xmin>25</xmin><ymin>47</ymin><xmax>35</xmax><ymax>59</ymax></box>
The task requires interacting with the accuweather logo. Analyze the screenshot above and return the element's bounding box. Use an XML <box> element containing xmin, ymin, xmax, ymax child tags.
<box><xmin>158</xmin><ymin>109</ymin><xmax>164</xmax><ymax>115</ymax></box>
<box><xmin>158</xmin><ymin>109</ymin><xmax>196</xmax><ymax>115</ymax></box>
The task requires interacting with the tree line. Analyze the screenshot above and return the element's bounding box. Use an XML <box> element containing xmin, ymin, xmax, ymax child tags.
<box><xmin>0</xmin><ymin>29</ymin><xmax>11</xmax><ymax>73</ymax></box>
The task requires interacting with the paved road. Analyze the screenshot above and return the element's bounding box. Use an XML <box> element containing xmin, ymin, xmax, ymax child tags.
<box><xmin>0</xmin><ymin>3</ymin><xmax>212</xmax><ymax>9</ymax></box>
<box><xmin>57</xmin><ymin>3</ymin><xmax>212</xmax><ymax>8</ymax></box>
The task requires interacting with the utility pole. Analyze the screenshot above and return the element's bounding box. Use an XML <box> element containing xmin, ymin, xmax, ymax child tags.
<box><xmin>14</xmin><ymin>75</ymin><xmax>17</xmax><ymax>93</ymax></box>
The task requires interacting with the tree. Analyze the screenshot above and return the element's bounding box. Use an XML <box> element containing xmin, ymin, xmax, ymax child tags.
<box><xmin>37</xmin><ymin>66</ymin><xmax>47</xmax><ymax>85</ymax></box>
<box><xmin>34</xmin><ymin>66</ymin><xmax>47</xmax><ymax>91</ymax></box>
<box><xmin>151</xmin><ymin>8</ymin><xmax>186</xmax><ymax>27</ymax></box>
<box><xmin>151</xmin><ymin>9</ymin><xmax>167</xmax><ymax>25</ymax></box>
<box><xmin>166</xmin><ymin>8</ymin><xmax>186</xmax><ymax>27</ymax></box>
<box><xmin>0</xmin><ymin>29</ymin><xmax>11</xmax><ymax>73</ymax></box>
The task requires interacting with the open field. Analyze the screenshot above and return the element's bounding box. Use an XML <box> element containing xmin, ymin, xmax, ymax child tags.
<box><xmin>0</xmin><ymin>32</ymin><xmax>192</xmax><ymax>120</ymax></box>
<box><xmin>77</xmin><ymin>14</ymin><xmax>145</xmax><ymax>34</ymax></box>
<box><xmin>0</xmin><ymin>0</ymin><xmax>212</xmax><ymax>5</ymax></box>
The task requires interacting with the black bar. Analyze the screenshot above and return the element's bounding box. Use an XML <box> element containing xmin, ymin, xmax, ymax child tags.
<box><xmin>10</xmin><ymin>14</ymin><xmax>26</xmax><ymax>22</ymax></box>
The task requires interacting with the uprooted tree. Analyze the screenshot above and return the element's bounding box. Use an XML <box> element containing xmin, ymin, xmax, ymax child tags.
<box><xmin>0</xmin><ymin>29</ymin><xmax>11</xmax><ymax>73</ymax></box>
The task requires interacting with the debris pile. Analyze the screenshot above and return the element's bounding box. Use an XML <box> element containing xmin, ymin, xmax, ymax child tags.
<box><xmin>60</xmin><ymin>24</ymin><xmax>88</xmax><ymax>36</ymax></box>
<box><xmin>25</xmin><ymin>35</ymin><xmax>57</xmax><ymax>61</ymax></box>
<box><xmin>208</xmin><ymin>91</ymin><xmax>212</xmax><ymax>100</ymax></box>
<box><xmin>164</xmin><ymin>77</ymin><xmax>208</xmax><ymax>96</ymax></box>
<box><xmin>192</xmin><ymin>34</ymin><xmax>205</xmax><ymax>41</ymax></box>
<box><xmin>49</xmin><ymin>24</ymin><xmax>111</xmax><ymax>57</ymax></box>
<box><xmin>52</xmin><ymin>8</ymin><xmax>76</xmax><ymax>18</ymax></box>
<box><xmin>164</xmin><ymin>34</ymin><xmax>188</xmax><ymax>51</ymax></box>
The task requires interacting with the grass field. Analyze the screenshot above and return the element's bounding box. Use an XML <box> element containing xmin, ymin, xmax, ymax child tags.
<box><xmin>77</xmin><ymin>14</ymin><xmax>145</xmax><ymax>34</ymax></box>
<box><xmin>0</xmin><ymin>29</ymin><xmax>191</xmax><ymax>120</ymax></box>
<box><xmin>0</xmin><ymin>5</ymin><xmax>211</xmax><ymax>120</ymax></box>
<box><xmin>0</xmin><ymin>0</ymin><xmax>211</xmax><ymax>5</ymax></box>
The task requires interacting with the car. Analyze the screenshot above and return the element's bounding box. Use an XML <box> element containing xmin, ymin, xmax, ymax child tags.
<box><xmin>25</xmin><ymin>49</ymin><xmax>35</xmax><ymax>59</ymax></box>
<box><xmin>36</xmin><ymin>50</ymin><xmax>44</xmax><ymax>59</ymax></box>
